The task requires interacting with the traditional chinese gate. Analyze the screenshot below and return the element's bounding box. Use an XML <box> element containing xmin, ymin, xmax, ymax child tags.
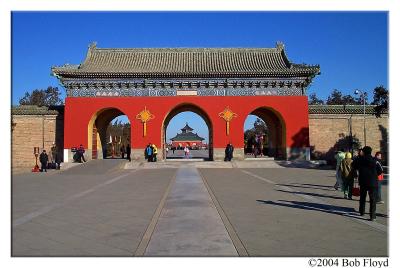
<box><xmin>52</xmin><ymin>42</ymin><xmax>319</xmax><ymax>162</ymax></box>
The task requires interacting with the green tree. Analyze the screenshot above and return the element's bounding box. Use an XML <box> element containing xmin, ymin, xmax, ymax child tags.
<box><xmin>19</xmin><ymin>86</ymin><xmax>63</xmax><ymax>106</ymax></box>
<box><xmin>326</xmin><ymin>89</ymin><xmax>365</xmax><ymax>105</ymax></box>
<box><xmin>253</xmin><ymin>118</ymin><xmax>268</xmax><ymax>135</ymax></box>
<box><xmin>326</xmin><ymin>89</ymin><xmax>344</xmax><ymax>105</ymax></box>
<box><xmin>371</xmin><ymin>85</ymin><xmax>388</xmax><ymax>117</ymax></box>
<box><xmin>308</xmin><ymin>93</ymin><xmax>324</xmax><ymax>105</ymax></box>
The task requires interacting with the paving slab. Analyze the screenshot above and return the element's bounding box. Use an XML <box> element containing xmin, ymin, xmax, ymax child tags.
<box><xmin>199</xmin><ymin>168</ymin><xmax>388</xmax><ymax>256</ymax></box>
<box><xmin>144</xmin><ymin>167</ymin><xmax>238</xmax><ymax>256</ymax></box>
<box><xmin>12</xmin><ymin>162</ymin><xmax>175</xmax><ymax>256</ymax></box>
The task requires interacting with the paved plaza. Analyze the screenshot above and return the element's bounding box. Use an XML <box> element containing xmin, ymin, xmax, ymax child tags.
<box><xmin>12</xmin><ymin>159</ymin><xmax>388</xmax><ymax>256</ymax></box>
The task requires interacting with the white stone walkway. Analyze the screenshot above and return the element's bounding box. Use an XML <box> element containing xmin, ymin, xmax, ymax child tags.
<box><xmin>144</xmin><ymin>167</ymin><xmax>238</xmax><ymax>256</ymax></box>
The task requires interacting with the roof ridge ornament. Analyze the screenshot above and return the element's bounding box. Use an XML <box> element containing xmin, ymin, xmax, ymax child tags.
<box><xmin>276</xmin><ymin>41</ymin><xmax>285</xmax><ymax>51</ymax></box>
<box><xmin>89</xmin><ymin>42</ymin><xmax>97</xmax><ymax>50</ymax></box>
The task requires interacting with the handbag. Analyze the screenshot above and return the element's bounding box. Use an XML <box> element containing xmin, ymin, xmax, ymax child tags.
<box><xmin>352</xmin><ymin>177</ymin><xmax>360</xmax><ymax>197</ymax></box>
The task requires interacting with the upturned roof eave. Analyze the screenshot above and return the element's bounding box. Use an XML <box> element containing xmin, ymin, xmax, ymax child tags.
<box><xmin>51</xmin><ymin>69</ymin><xmax>320</xmax><ymax>79</ymax></box>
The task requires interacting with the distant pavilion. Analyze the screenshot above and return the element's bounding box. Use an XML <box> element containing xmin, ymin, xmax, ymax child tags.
<box><xmin>170</xmin><ymin>123</ymin><xmax>205</xmax><ymax>148</ymax></box>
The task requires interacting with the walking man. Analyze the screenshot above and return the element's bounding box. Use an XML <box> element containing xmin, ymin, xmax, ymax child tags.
<box><xmin>146</xmin><ymin>143</ymin><xmax>153</xmax><ymax>162</ymax></box>
<box><xmin>352</xmin><ymin>146</ymin><xmax>380</xmax><ymax>221</ymax></box>
<box><xmin>120</xmin><ymin>145</ymin><xmax>125</xmax><ymax>159</ymax></box>
<box><xmin>126</xmin><ymin>143</ymin><xmax>131</xmax><ymax>162</ymax></box>
<box><xmin>39</xmin><ymin>149</ymin><xmax>48</xmax><ymax>172</ymax></box>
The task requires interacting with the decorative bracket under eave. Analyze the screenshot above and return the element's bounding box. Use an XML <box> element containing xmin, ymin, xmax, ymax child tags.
<box><xmin>218</xmin><ymin>106</ymin><xmax>237</xmax><ymax>136</ymax></box>
<box><xmin>136</xmin><ymin>106</ymin><xmax>155</xmax><ymax>137</ymax></box>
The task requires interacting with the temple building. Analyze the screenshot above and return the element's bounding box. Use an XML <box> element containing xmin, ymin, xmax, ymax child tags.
<box><xmin>170</xmin><ymin>123</ymin><xmax>205</xmax><ymax>149</ymax></box>
<box><xmin>51</xmin><ymin>42</ymin><xmax>320</xmax><ymax>161</ymax></box>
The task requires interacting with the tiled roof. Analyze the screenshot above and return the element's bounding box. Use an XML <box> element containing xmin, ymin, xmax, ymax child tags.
<box><xmin>170</xmin><ymin>132</ymin><xmax>205</xmax><ymax>142</ymax></box>
<box><xmin>11</xmin><ymin>105</ymin><xmax>63</xmax><ymax>115</ymax></box>
<box><xmin>308</xmin><ymin>105</ymin><xmax>387</xmax><ymax>115</ymax></box>
<box><xmin>52</xmin><ymin>42</ymin><xmax>320</xmax><ymax>78</ymax></box>
<box><xmin>181</xmin><ymin>123</ymin><xmax>194</xmax><ymax>132</ymax></box>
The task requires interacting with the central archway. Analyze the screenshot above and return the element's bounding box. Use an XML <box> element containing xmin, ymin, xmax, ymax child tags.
<box><xmin>162</xmin><ymin>103</ymin><xmax>213</xmax><ymax>160</ymax></box>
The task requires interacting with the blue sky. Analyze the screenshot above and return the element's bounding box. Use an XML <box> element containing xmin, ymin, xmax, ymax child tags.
<box><xmin>12</xmin><ymin>12</ymin><xmax>388</xmax><ymax>141</ymax></box>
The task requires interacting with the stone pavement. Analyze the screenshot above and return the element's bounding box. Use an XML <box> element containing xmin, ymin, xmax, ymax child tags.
<box><xmin>200</xmin><ymin>168</ymin><xmax>388</xmax><ymax>256</ymax></box>
<box><xmin>143</xmin><ymin>167</ymin><xmax>237</xmax><ymax>256</ymax></box>
<box><xmin>12</xmin><ymin>160</ymin><xmax>388</xmax><ymax>256</ymax></box>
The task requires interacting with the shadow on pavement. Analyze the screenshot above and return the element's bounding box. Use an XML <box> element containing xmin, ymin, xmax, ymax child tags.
<box><xmin>275</xmin><ymin>161</ymin><xmax>333</xmax><ymax>170</ymax></box>
<box><xmin>276</xmin><ymin>189</ymin><xmax>347</xmax><ymax>201</ymax></box>
<box><xmin>276</xmin><ymin>183</ymin><xmax>336</xmax><ymax>192</ymax></box>
<box><xmin>256</xmin><ymin>199</ymin><xmax>362</xmax><ymax>219</ymax></box>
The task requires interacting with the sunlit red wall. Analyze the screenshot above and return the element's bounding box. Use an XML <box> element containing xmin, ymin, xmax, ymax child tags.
<box><xmin>64</xmin><ymin>95</ymin><xmax>309</xmax><ymax>150</ymax></box>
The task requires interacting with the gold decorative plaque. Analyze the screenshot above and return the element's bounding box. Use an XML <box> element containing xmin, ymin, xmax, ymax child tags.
<box><xmin>218</xmin><ymin>107</ymin><xmax>237</xmax><ymax>135</ymax></box>
<box><xmin>136</xmin><ymin>106</ymin><xmax>155</xmax><ymax>137</ymax></box>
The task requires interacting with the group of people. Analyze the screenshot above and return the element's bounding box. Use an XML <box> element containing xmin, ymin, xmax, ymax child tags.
<box><xmin>73</xmin><ymin>144</ymin><xmax>87</xmax><ymax>163</ymax></box>
<box><xmin>38</xmin><ymin>143</ymin><xmax>61</xmax><ymax>172</ymax></box>
<box><xmin>119</xmin><ymin>144</ymin><xmax>132</xmax><ymax>162</ymax></box>
<box><xmin>335</xmin><ymin>146</ymin><xmax>384</xmax><ymax>221</ymax></box>
<box><xmin>252</xmin><ymin>134</ymin><xmax>264</xmax><ymax>158</ymax></box>
<box><xmin>145</xmin><ymin>143</ymin><xmax>158</xmax><ymax>162</ymax></box>
<box><xmin>224</xmin><ymin>143</ymin><xmax>234</xmax><ymax>161</ymax></box>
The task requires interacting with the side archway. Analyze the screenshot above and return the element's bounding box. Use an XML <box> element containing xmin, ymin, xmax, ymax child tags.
<box><xmin>245</xmin><ymin>107</ymin><xmax>287</xmax><ymax>159</ymax></box>
<box><xmin>88</xmin><ymin>107</ymin><xmax>131</xmax><ymax>160</ymax></box>
<box><xmin>162</xmin><ymin>103</ymin><xmax>213</xmax><ymax>160</ymax></box>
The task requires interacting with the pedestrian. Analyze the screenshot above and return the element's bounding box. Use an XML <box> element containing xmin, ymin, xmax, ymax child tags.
<box><xmin>184</xmin><ymin>146</ymin><xmax>190</xmax><ymax>158</ymax></box>
<box><xmin>50</xmin><ymin>142</ymin><xmax>60</xmax><ymax>169</ymax></box>
<box><xmin>375</xmin><ymin>152</ymin><xmax>384</xmax><ymax>204</ymax></box>
<box><xmin>144</xmin><ymin>145</ymin><xmax>148</xmax><ymax>160</ymax></box>
<box><xmin>120</xmin><ymin>145</ymin><xmax>125</xmax><ymax>159</ymax></box>
<box><xmin>78</xmin><ymin>144</ymin><xmax>86</xmax><ymax>163</ymax></box>
<box><xmin>340</xmin><ymin>152</ymin><xmax>356</xmax><ymax>199</ymax></box>
<box><xmin>152</xmin><ymin>144</ymin><xmax>158</xmax><ymax>162</ymax></box>
<box><xmin>224</xmin><ymin>143</ymin><xmax>230</xmax><ymax>161</ymax></box>
<box><xmin>172</xmin><ymin>147</ymin><xmax>175</xmax><ymax>154</ymax></box>
<box><xmin>334</xmin><ymin>149</ymin><xmax>346</xmax><ymax>190</ymax></box>
<box><xmin>228</xmin><ymin>142</ymin><xmax>234</xmax><ymax>161</ymax></box>
<box><xmin>146</xmin><ymin>143</ymin><xmax>153</xmax><ymax>162</ymax></box>
<box><xmin>259</xmin><ymin>135</ymin><xmax>264</xmax><ymax>156</ymax></box>
<box><xmin>352</xmin><ymin>146</ymin><xmax>380</xmax><ymax>221</ymax></box>
<box><xmin>253</xmin><ymin>144</ymin><xmax>258</xmax><ymax>158</ymax></box>
<box><xmin>39</xmin><ymin>149</ymin><xmax>48</xmax><ymax>172</ymax></box>
<box><xmin>166</xmin><ymin>147</ymin><xmax>169</xmax><ymax>157</ymax></box>
<box><xmin>126</xmin><ymin>143</ymin><xmax>131</xmax><ymax>162</ymax></box>
<box><xmin>353</xmin><ymin>148</ymin><xmax>362</xmax><ymax>160</ymax></box>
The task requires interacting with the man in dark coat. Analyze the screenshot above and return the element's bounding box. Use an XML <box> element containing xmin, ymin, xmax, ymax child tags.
<box><xmin>120</xmin><ymin>145</ymin><xmax>125</xmax><ymax>159</ymax></box>
<box><xmin>224</xmin><ymin>144</ymin><xmax>230</xmax><ymax>161</ymax></box>
<box><xmin>352</xmin><ymin>146</ymin><xmax>380</xmax><ymax>221</ymax></box>
<box><xmin>39</xmin><ymin>149</ymin><xmax>49</xmax><ymax>172</ymax></box>
<box><xmin>228</xmin><ymin>143</ymin><xmax>234</xmax><ymax>161</ymax></box>
<box><xmin>78</xmin><ymin>144</ymin><xmax>86</xmax><ymax>163</ymax></box>
<box><xmin>126</xmin><ymin>143</ymin><xmax>131</xmax><ymax>162</ymax></box>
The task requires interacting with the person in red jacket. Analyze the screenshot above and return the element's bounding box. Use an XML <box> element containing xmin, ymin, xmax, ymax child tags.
<box><xmin>375</xmin><ymin>152</ymin><xmax>384</xmax><ymax>204</ymax></box>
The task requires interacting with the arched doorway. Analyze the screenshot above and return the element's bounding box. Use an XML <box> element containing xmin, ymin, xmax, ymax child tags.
<box><xmin>162</xmin><ymin>103</ymin><xmax>213</xmax><ymax>160</ymax></box>
<box><xmin>244</xmin><ymin>107</ymin><xmax>286</xmax><ymax>159</ymax></box>
<box><xmin>88</xmin><ymin>108</ymin><xmax>131</xmax><ymax>160</ymax></box>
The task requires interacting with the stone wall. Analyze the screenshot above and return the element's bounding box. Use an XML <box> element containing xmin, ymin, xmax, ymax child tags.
<box><xmin>11</xmin><ymin>106</ymin><xmax>64</xmax><ymax>171</ymax></box>
<box><xmin>309</xmin><ymin>114</ymin><xmax>388</xmax><ymax>162</ymax></box>
<box><xmin>11</xmin><ymin>105</ymin><xmax>389</xmax><ymax>169</ymax></box>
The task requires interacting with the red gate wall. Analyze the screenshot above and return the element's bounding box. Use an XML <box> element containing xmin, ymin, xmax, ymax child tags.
<box><xmin>64</xmin><ymin>95</ymin><xmax>309</xmax><ymax>159</ymax></box>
